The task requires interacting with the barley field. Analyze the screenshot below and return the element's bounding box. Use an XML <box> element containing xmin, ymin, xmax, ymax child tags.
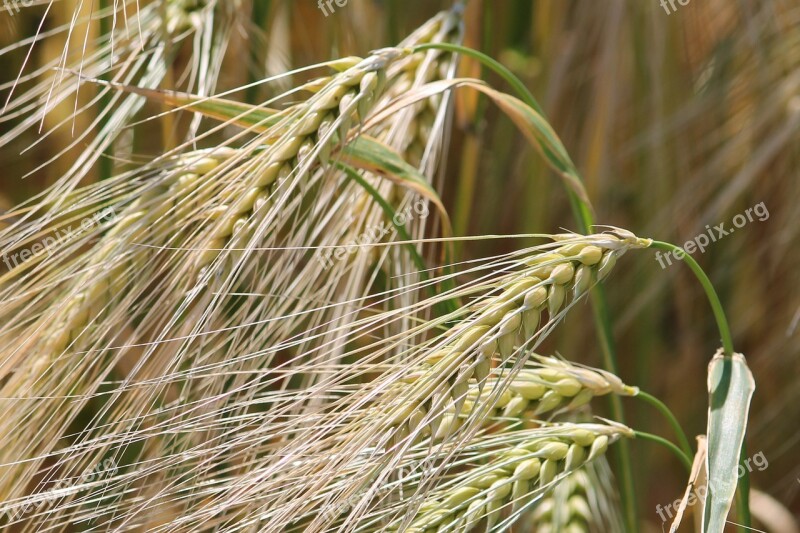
<box><xmin>0</xmin><ymin>1</ymin><xmax>798</xmax><ymax>532</ymax></box>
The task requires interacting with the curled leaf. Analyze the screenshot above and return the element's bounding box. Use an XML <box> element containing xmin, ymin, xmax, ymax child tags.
<box><xmin>703</xmin><ymin>351</ymin><xmax>755</xmax><ymax>533</ymax></box>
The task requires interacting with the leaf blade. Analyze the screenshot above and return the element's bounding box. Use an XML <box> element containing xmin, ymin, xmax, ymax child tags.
<box><xmin>703</xmin><ymin>351</ymin><xmax>755</xmax><ymax>533</ymax></box>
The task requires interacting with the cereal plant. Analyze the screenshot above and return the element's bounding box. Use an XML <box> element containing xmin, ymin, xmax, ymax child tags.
<box><xmin>1</xmin><ymin>2</ymin><xmax>796</xmax><ymax>532</ymax></box>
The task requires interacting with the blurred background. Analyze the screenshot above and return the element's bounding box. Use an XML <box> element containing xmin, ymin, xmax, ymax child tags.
<box><xmin>1</xmin><ymin>0</ymin><xmax>798</xmax><ymax>530</ymax></box>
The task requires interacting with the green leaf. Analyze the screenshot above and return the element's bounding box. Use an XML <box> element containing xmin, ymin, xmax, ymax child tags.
<box><xmin>88</xmin><ymin>78</ymin><xmax>452</xmax><ymax>228</ymax></box>
<box><xmin>335</xmin><ymin>162</ymin><xmax>458</xmax><ymax>315</ymax></box>
<box><xmin>340</xmin><ymin>137</ymin><xmax>452</xmax><ymax>237</ymax></box>
<box><xmin>87</xmin><ymin>76</ymin><xmax>458</xmax><ymax>310</ymax></box>
<box><xmin>364</xmin><ymin>78</ymin><xmax>593</xmax><ymax>209</ymax></box>
<box><xmin>703</xmin><ymin>350</ymin><xmax>755</xmax><ymax>533</ymax></box>
<box><xmin>80</xmin><ymin>77</ymin><xmax>287</xmax><ymax>135</ymax></box>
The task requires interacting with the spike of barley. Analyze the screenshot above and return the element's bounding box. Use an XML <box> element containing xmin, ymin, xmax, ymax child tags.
<box><xmin>12</xmin><ymin>146</ymin><xmax>242</xmax><ymax>385</ymax></box>
<box><xmin>401</xmin><ymin>423</ymin><xmax>632</xmax><ymax>532</ymax></box>
<box><xmin>379</xmin><ymin>234</ymin><xmax>648</xmax><ymax>442</ymax></box>
<box><xmin>392</xmin><ymin>350</ymin><xmax>638</xmax><ymax>444</ymax></box>
<box><xmin>186</xmin><ymin>48</ymin><xmax>415</xmax><ymax>279</ymax></box>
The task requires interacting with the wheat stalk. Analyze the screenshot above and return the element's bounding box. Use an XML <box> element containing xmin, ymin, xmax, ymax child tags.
<box><xmin>423</xmin><ymin>354</ymin><xmax>638</xmax><ymax>442</ymax></box>
<box><xmin>227</xmin><ymin>234</ymin><xmax>646</xmax><ymax>531</ymax></box>
<box><xmin>335</xmin><ymin>6</ymin><xmax>461</xmax><ymax>271</ymax></box>
<box><xmin>399</xmin><ymin>422</ymin><xmax>633</xmax><ymax>532</ymax></box>
<box><xmin>0</xmin><ymin>145</ymin><xmax>247</xmax><ymax>502</ymax></box>
<box><xmin>378</xmin><ymin>231</ymin><xmax>650</xmax><ymax>443</ymax></box>
<box><xmin>0</xmin><ymin>39</ymin><xmax>408</xmax><ymax>432</ymax></box>
<box><xmin>0</xmin><ymin>9</ymin><xmax>469</xmax><ymax>528</ymax></box>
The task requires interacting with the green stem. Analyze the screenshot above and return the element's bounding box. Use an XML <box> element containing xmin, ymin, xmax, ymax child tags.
<box><xmin>590</xmin><ymin>290</ymin><xmax>638</xmax><ymax>531</ymax></box>
<box><xmin>737</xmin><ymin>445</ymin><xmax>751</xmax><ymax>531</ymax></box>
<box><xmin>634</xmin><ymin>431</ymin><xmax>693</xmax><ymax>473</ymax></box>
<box><xmin>411</xmin><ymin>42</ymin><xmax>592</xmax><ymax>226</ymax></box>
<box><xmin>336</xmin><ymin>163</ymin><xmax>457</xmax><ymax>316</ymax></box>
<box><xmin>411</xmin><ymin>41</ymin><xmax>638</xmax><ymax>530</ymax></box>
<box><xmin>98</xmin><ymin>0</ymin><xmax>112</xmax><ymax>181</ymax></box>
<box><xmin>649</xmin><ymin>241</ymin><xmax>734</xmax><ymax>356</ymax></box>
<box><xmin>649</xmin><ymin>240</ymin><xmax>749</xmax><ymax>529</ymax></box>
<box><xmin>411</xmin><ymin>43</ymin><xmax>544</xmax><ymax>115</ymax></box>
<box><xmin>246</xmin><ymin>0</ymin><xmax>271</xmax><ymax>105</ymax></box>
<box><xmin>337</xmin><ymin>163</ymin><xmax>428</xmax><ymax>274</ymax></box>
<box><xmin>637</xmin><ymin>390</ymin><xmax>693</xmax><ymax>458</ymax></box>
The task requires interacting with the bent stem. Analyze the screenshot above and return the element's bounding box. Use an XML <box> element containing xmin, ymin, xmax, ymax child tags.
<box><xmin>412</xmin><ymin>41</ymin><xmax>637</xmax><ymax>530</ymax></box>
<box><xmin>637</xmin><ymin>391</ymin><xmax>693</xmax><ymax>458</ymax></box>
<box><xmin>411</xmin><ymin>42</ymin><xmax>595</xmax><ymax>229</ymax></box>
<box><xmin>649</xmin><ymin>241</ymin><xmax>734</xmax><ymax>356</ymax></box>
<box><xmin>634</xmin><ymin>431</ymin><xmax>693</xmax><ymax>473</ymax></box>
<box><xmin>589</xmin><ymin>287</ymin><xmax>638</xmax><ymax>531</ymax></box>
<box><xmin>649</xmin><ymin>240</ymin><xmax>749</xmax><ymax>529</ymax></box>
<box><xmin>336</xmin><ymin>163</ymin><xmax>457</xmax><ymax>316</ymax></box>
